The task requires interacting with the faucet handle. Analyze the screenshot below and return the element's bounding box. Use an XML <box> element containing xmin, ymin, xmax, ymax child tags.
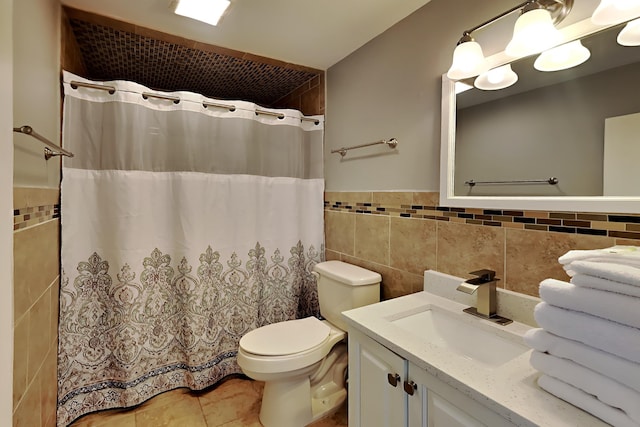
<box><xmin>469</xmin><ymin>269</ymin><xmax>497</xmax><ymax>282</ymax></box>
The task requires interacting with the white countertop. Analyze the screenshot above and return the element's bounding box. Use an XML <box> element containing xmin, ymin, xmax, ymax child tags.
<box><xmin>342</xmin><ymin>273</ymin><xmax>609</xmax><ymax>427</ymax></box>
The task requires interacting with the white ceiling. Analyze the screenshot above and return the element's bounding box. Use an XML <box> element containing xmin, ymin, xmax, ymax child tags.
<box><xmin>60</xmin><ymin>0</ymin><xmax>432</xmax><ymax>70</ymax></box>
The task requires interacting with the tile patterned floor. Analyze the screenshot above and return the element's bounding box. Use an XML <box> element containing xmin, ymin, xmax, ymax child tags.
<box><xmin>69</xmin><ymin>376</ymin><xmax>348</xmax><ymax>427</ymax></box>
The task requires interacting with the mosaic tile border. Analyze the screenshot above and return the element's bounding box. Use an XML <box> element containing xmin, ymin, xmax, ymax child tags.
<box><xmin>324</xmin><ymin>198</ymin><xmax>640</xmax><ymax>241</ymax></box>
<box><xmin>13</xmin><ymin>204</ymin><xmax>60</xmax><ymax>231</ymax></box>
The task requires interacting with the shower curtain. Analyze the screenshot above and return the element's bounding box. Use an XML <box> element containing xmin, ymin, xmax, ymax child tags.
<box><xmin>57</xmin><ymin>71</ymin><xmax>324</xmax><ymax>426</ymax></box>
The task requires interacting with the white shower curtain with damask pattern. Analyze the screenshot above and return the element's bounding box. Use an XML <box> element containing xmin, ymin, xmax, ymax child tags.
<box><xmin>58</xmin><ymin>71</ymin><xmax>324</xmax><ymax>426</ymax></box>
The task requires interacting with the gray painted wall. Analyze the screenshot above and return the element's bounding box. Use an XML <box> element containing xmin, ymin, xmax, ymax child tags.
<box><xmin>324</xmin><ymin>0</ymin><xmax>599</xmax><ymax>192</ymax></box>
<box><xmin>325</xmin><ymin>0</ymin><xmax>532</xmax><ymax>191</ymax></box>
<box><xmin>13</xmin><ymin>0</ymin><xmax>60</xmax><ymax>188</ymax></box>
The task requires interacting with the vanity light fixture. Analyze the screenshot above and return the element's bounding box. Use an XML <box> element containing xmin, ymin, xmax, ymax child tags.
<box><xmin>505</xmin><ymin>2</ymin><xmax>563</xmax><ymax>57</ymax></box>
<box><xmin>533</xmin><ymin>40</ymin><xmax>591</xmax><ymax>71</ymax></box>
<box><xmin>591</xmin><ymin>0</ymin><xmax>640</xmax><ymax>25</ymax></box>
<box><xmin>446</xmin><ymin>0</ymin><xmax>573</xmax><ymax>81</ymax></box>
<box><xmin>474</xmin><ymin>65</ymin><xmax>519</xmax><ymax>90</ymax></box>
<box><xmin>173</xmin><ymin>0</ymin><xmax>231</xmax><ymax>26</ymax></box>
<box><xmin>617</xmin><ymin>17</ymin><xmax>640</xmax><ymax>45</ymax></box>
<box><xmin>446</xmin><ymin>34</ymin><xmax>488</xmax><ymax>80</ymax></box>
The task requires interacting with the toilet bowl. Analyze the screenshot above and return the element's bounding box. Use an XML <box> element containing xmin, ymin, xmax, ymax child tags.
<box><xmin>237</xmin><ymin>317</ymin><xmax>347</xmax><ymax>426</ymax></box>
<box><xmin>237</xmin><ymin>260</ymin><xmax>381</xmax><ymax>427</ymax></box>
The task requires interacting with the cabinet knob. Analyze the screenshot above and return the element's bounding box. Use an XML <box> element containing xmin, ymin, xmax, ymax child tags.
<box><xmin>387</xmin><ymin>373</ymin><xmax>401</xmax><ymax>387</ymax></box>
<box><xmin>403</xmin><ymin>380</ymin><xmax>417</xmax><ymax>396</ymax></box>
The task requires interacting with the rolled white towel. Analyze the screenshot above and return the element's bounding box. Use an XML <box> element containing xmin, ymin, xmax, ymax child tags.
<box><xmin>537</xmin><ymin>375</ymin><xmax>640</xmax><ymax>427</ymax></box>
<box><xmin>534</xmin><ymin>302</ymin><xmax>640</xmax><ymax>364</ymax></box>
<box><xmin>525</xmin><ymin>328</ymin><xmax>640</xmax><ymax>394</ymax></box>
<box><xmin>564</xmin><ymin>260</ymin><xmax>640</xmax><ymax>287</ymax></box>
<box><xmin>559</xmin><ymin>246</ymin><xmax>640</xmax><ymax>268</ymax></box>
<box><xmin>571</xmin><ymin>273</ymin><xmax>640</xmax><ymax>298</ymax></box>
<box><xmin>530</xmin><ymin>351</ymin><xmax>640</xmax><ymax>424</ymax></box>
<box><xmin>539</xmin><ymin>279</ymin><xmax>640</xmax><ymax>329</ymax></box>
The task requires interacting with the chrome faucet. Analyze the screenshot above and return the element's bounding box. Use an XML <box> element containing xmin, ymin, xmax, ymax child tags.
<box><xmin>457</xmin><ymin>269</ymin><xmax>512</xmax><ymax>325</ymax></box>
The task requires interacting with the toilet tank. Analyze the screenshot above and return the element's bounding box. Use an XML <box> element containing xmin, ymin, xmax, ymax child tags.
<box><xmin>313</xmin><ymin>260</ymin><xmax>381</xmax><ymax>331</ymax></box>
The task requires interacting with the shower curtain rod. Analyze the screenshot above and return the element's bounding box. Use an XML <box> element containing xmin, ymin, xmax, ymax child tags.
<box><xmin>70</xmin><ymin>80</ymin><xmax>321</xmax><ymax>125</ymax></box>
<box><xmin>13</xmin><ymin>125</ymin><xmax>74</xmax><ymax>159</ymax></box>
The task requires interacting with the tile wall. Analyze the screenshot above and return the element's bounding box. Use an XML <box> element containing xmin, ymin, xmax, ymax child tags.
<box><xmin>325</xmin><ymin>191</ymin><xmax>640</xmax><ymax>299</ymax></box>
<box><xmin>13</xmin><ymin>187</ymin><xmax>60</xmax><ymax>427</ymax></box>
<box><xmin>273</xmin><ymin>74</ymin><xmax>325</xmax><ymax>116</ymax></box>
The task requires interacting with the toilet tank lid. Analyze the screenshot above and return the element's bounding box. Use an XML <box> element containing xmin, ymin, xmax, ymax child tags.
<box><xmin>313</xmin><ymin>261</ymin><xmax>381</xmax><ymax>286</ymax></box>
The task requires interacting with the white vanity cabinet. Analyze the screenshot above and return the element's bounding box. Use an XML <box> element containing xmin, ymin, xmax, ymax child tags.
<box><xmin>348</xmin><ymin>328</ymin><xmax>406</xmax><ymax>427</ymax></box>
<box><xmin>348</xmin><ymin>328</ymin><xmax>514</xmax><ymax>427</ymax></box>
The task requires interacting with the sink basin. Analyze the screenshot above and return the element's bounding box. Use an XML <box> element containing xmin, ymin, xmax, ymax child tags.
<box><xmin>389</xmin><ymin>305</ymin><xmax>528</xmax><ymax>368</ymax></box>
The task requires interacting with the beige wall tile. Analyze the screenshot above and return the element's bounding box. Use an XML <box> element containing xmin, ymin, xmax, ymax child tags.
<box><xmin>13</xmin><ymin>375</ymin><xmax>41</xmax><ymax>427</ymax></box>
<box><xmin>355</xmin><ymin>215</ymin><xmax>389</xmax><ymax>265</ymax></box>
<box><xmin>372</xmin><ymin>192</ymin><xmax>412</xmax><ymax>206</ymax></box>
<box><xmin>382</xmin><ymin>268</ymin><xmax>423</xmax><ymax>300</ymax></box>
<box><xmin>412</xmin><ymin>192</ymin><xmax>439</xmax><ymax>206</ymax></box>
<box><xmin>329</xmin><ymin>192</ymin><xmax>371</xmax><ymax>204</ymax></box>
<box><xmin>50</xmin><ymin>278</ymin><xmax>59</xmax><ymax>349</ymax></box>
<box><xmin>324</xmin><ymin>192</ymin><xmax>340</xmax><ymax>202</ymax></box>
<box><xmin>28</xmin><ymin>287</ymin><xmax>51</xmax><ymax>384</ymax></box>
<box><xmin>390</xmin><ymin>217</ymin><xmax>436</xmax><ymax>275</ymax></box>
<box><xmin>505</xmin><ymin>229</ymin><xmax>615</xmax><ymax>296</ymax></box>
<box><xmin>524</xmin><ymin>211</ymin><xmax>549</xmax><ymax>219</ymax></box>
<box><xmin>324</xmin><ymin>250</ymin><xmax>341</xmax><ymax>261</ymax></box>
<box><xmin>436</xmin><ymin>222</ymin><xmax>505</xmax><ymax>282</ymax></box>
<box><xmin>324</xmin><ymin>211</ymin><xmax>355</xmax><ymax>255</ymax></box>
<box><xmin>591</xmin><ymin>220</ymin><xmax>625</xmax><ymax>231</ymax></box>
<box><xmin>13</xmin><ymin>187</ymin><xmax>59</xmax><ymax>210</ymax></box>
<box><xmin>40</xmin><ymin>348</ymin><xmax>58</xmax><ymax>427</ymax></box>
<box><xmin>616</xmin><ymin>238</ymin><xmax>640</xmax><ymax>246</ymax></box>
<box><xmin>14</xmin><ymin>220</ymin><xmax>60</xmax><ymax>321</ymax></box>
<box><xmin>13</xmin><ymin>315</ymin><xmax>29</xmax><ymax>411</ymax></box>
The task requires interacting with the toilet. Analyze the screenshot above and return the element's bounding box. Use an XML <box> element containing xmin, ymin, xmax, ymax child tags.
<box><xmin>237</xmin><ymin>260</ymin><xmax>381</xmax><ymax>427</ymax></box>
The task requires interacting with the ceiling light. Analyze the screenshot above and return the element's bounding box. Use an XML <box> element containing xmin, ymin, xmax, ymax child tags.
<box><xmin>505</xmin><ymin>4</ymin><xmax>563</xmax><ymax>57</ymax></box>
<box><xmin>617</xmin><ymin>17</ymin><xmax>640</xmax><ymax>45</ymax></box>
<box><xmin>534</xmin><ymin>40</ymin><xmax>591</xmax><ymax>71</ymax></box>
<box><xmin>173</xmin><ymin>0</ymin><xmax>231</xmax><ymax>26</ymax></box>
<box><xmin>474</xmin><ymin>65</ymin><xmax>519</xmax><ymax>90</ymax></box>
<box><xmin>446</xmin><ymin>34</ymin><xmax>488</xmax><ymax>80</ymax></box>
<box><xmin>591</xmin><ymin>0</ymin><xmax>640</xmax><ymax>25</ymax></box>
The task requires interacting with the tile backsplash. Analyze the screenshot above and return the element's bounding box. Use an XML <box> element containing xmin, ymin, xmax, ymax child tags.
<box><xmin>325</xmin><ymin>191</ymin><xmax>640</xmax><ymax>298</ymax></box>
<box><xmin>13</xmin><ymin>187</ymin><xmax>59</xmax><ymax>427</ymax></box>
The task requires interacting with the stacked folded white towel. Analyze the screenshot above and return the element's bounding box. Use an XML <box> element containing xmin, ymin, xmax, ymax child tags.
<box><xmin>525</xmin><ymin>246</ymin><xmax>640</xmax><ymax>427</ymax></box>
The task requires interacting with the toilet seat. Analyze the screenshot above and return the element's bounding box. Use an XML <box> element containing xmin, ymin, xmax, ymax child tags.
<box><xmin>240</xmin><ymin>317</ymin><xmax>331</xmax><ymax>356</ymax></box>
<box><xmin>237</xmin><ymin>318</ymin><xmax>346</xmax><ymax>375</ymax></box>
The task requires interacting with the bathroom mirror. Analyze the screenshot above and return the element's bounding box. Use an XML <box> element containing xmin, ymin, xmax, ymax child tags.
<box><xmin>440</xmin><ymin>17</ymin><xmax>640</xmax><ymax>213</ymax></box>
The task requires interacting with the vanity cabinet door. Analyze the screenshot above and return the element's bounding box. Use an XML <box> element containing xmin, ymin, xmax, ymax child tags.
<box><xmin>407</xmin><ymin>363</ymin><xmax>514</xmax><ymax>427</ymax></box>
<box><xmin>348</xmin><ymin>329</ymin><xmax>407</xmax><ymax>427</ymax></box>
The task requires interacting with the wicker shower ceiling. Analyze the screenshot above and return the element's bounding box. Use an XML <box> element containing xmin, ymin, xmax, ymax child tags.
<box><xmin>67</xmin><ymin>15</ymin><xmax>321</xmax><ymax>107</ymax></box>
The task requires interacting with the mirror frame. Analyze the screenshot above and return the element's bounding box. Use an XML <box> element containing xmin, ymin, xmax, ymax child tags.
<box><xmin>440</xmin><ymin>17</ymin><xmax>640</xmax><ymax>214</ymax></box>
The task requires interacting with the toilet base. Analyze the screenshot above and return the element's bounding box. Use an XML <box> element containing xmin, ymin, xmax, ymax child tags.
<box><xmin>258</xmin><ymin>344</ymin><xmax>348</xmax><ymax>427</ymax></box>
<box><xmin>260</xmin><ymin>376</ymin><xmax>314</xmax><ymax>427</ymax></box>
